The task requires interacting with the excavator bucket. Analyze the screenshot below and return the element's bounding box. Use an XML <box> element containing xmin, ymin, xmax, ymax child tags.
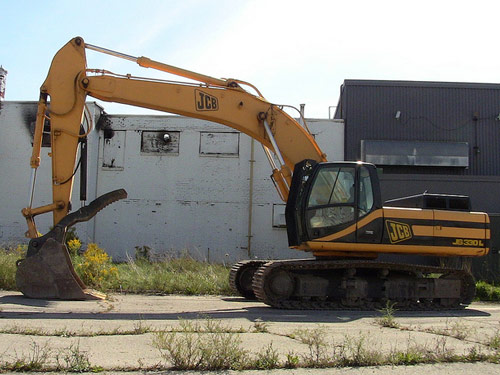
<box><xmin>16</xmin><ymin>189</ymin><xmax>127</xmax><ymax>300</ymax></box>
<box><xmin>16</xmin><ymin>238</ymin><xmax>103</xmax><ymax>300</ymax></box>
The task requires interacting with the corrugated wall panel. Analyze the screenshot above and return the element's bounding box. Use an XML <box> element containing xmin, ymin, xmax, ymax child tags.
<box><xmin>341</xmin><ymin>81</ymin><xmax>500</xmax><ymax>176</ymax></box>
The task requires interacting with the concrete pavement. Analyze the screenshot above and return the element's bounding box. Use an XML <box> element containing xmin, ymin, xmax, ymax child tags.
<box><xmin>0</xmin><ymin>291</ymin><xmax>499</xmax><ymax>373</ymax></box>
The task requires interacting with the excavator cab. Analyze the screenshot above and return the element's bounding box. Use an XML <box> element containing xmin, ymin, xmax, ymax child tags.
<box><xmin>286</xmin><ymin>160</ymin><xmax>383</xmax><ymax>248</ymax></box>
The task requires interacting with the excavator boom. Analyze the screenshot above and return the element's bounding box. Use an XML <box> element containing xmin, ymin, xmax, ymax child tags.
<box><xmin>25</xmin><ymin>37</ymin><xmax>325</xmax><ymax>230</ymax></box>
<box><xmin>18</xmin><ymin>37</ymin><xmax>325</xmax><ymax>300</ymax></box>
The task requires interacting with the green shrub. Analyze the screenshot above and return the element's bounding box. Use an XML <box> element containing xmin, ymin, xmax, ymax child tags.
<box><xmin>475</xmin><ymin>281</ymin><xmax>500</xmax><ymax>302</ymax></box>
<box><xmin>73</xmin><ymin>243</ymin><xmax>118</xmax><ymax>289</ymax></box>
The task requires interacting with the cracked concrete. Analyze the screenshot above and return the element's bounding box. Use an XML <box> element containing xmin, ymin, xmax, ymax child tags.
<box><xmin>0</xmin><ymin>292</ymin><xmax>499</xmax><ymax>374</ymax></box>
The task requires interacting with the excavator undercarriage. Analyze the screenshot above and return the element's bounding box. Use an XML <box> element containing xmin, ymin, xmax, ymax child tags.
<box><xmin>230</xmin><ymin>259</ymin><xmax>476</xmax><ymax>310</ymax></box>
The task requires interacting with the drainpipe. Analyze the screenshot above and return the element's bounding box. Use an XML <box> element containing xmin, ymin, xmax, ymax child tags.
<box><xmin>247</xmin><ymin>138</ymin><xmax>255</xmax><ymax>258</ymax></box>
<box><xmin>92</xmin><ymin>108</ymin><xmax>104</xmax><ymax>243</ymax></box>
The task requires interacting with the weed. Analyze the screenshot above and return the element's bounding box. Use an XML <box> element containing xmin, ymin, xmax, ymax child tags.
<box><xmin>431</xmin><ymin>336</ymin><xmax>456</xmax><ymax>362</ymax></box>
<box><xmin>153</xmin><ymin>330</ymin><xmax>202</xmax><ymax>369</ymax></box>
<box><xmin>343</xmin><ymin>334</ymin><xmax>385</xmax><ymax>366</ymax></box>
<box><xmin>2</xmin><ymin>317</ymin><xmax>500</xmax><ymax>372</ymax></box>
<box><xmin>7</xmin><ymin>341</ymin><xmax>52</xmax><ymax>371</ymax></box>
<box><xmin>464</xmin><ymin>345</ymin><xmax>490</xmax><ymax>362</ymax></box>
<box><xmin>56</xmin><ymin>342</ymin><xmax>92</xmax><ymax>372</ymax></box>
<box><xmin>172</xmin><ymin>316</ymin><xmax>242</xmax><ymax>334</ymax></box>
<box><xmin>67</xmin><ymin>238</ymin><xmax>82</xmax><ymax>256</ymax></box>
<box><xmin>1</xmin><ymin>244</ymin><xmax>233</xmax><ymax>295</ymax></box>
<box><xmin>201</xmin><ymin>316</ymin><xmax>228</xmax><ymax>333</ymax></box>
<box><xmin>153</xmin><ymin>318</ymin><xmax>248</xmax><ymax>370</ymax></box>
<box><xmin>389</xmin><ymin>348</ymin><xmax>427</xmax><ymax>365</ymax></box>
<box><xmin>252</xmin><ymin>318</ymin><xmax>269</xmax><ymax>333</ymax></box>
<box><xmin>375</xmin><ymin>300</ymin><xmax>399</xmax><ymax>328</ymax></box>
<box><xmin>388</xmin><ymin>338</ymin><xmax>428</xmax><ymax>365</ymax></box>
<box><xmin>0</xmin><ymin>323</ymin><xmax>159</xmax><ymax>338</ymax></box>
<box><xmin>135</xmin><ymin>245</ymin><xmax>152</xmax><ymax>262</ymax></box>
<box><xmin>133</xmin><ymin>319</ymin><xmax>151</xmax><ymax>335</ymax></box>
<box><xmin>110</xmin><ymin>255</ymin><xmax>232</xmax><ymax>295</ymax></box>
<box><xmin>0</xmin><ymin>325</ymin><xmax>46</xmax><ymax>336</ymax></box>
<box><xmin>64</xmin><ymin>227</ymin><xmax>79</xmax><ymax>247</ymax></box>
<box><xmin>285</xmin><ymin>351</ymin><xmax>300</xmax><ymax>368</ymax></box>
<box><xmin>253</xmin><ymin>343</ymin><xmax>280</xmax><ymax>369</ymax></box>
<box><xmin>447</xmin><ymin>320</ymin><xmax>473</xmax><ymax>340</ymax></box>
<box><xmin>291</xmin><ymin>326</ymin><xmax>330</xmax><ymax>367</ymax></box>
<box><xmin>72</xmin><ymin>243</ymin><xmax>118</xmax><ymax>289</ymax></box>
<box><xmin>488</xmin><ymin>330</ymin><xmax>500</xmax><ymax>350</ymax></box>
<box><xmin>14</xmin><ymin>243</ymin><xmax>28</xmax><ymax>257</ymax></box>
<box><xmin>424</xmin><ymin>319</ymin><xmax>473</xmax><ymax>340</ymax></box>
<box><xmin>199</xmin><ymin>331</ymin><xmax>248</xmax><ymax>370</ymax></box>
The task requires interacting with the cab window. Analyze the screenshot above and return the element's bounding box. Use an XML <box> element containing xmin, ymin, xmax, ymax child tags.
<box><xmin>307</xmin><ymin>167</ymin><xmax>355</xmax><ymax>228</ymax></box>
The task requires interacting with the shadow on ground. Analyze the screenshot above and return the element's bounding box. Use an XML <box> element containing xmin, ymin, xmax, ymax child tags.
<box><xmin>0</xmin><ymin>294</ymin><xmax>491</xmax><ymax>323</ymax></box>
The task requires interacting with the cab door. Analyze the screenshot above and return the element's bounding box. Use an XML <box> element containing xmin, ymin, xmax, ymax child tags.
<box><xmin>355</xmin><ymin>165</ymin><xmax>383</xmax><ymax>244</ymax></box>
<box><xmin>303</xmin><ymin>164</ymin><xmax>357</xmax><ymax>242</ymax></box>
<box><xmin>286</xmin><ymin>161</ymin><xmax>382</xmax><ymax>247</ymax></box>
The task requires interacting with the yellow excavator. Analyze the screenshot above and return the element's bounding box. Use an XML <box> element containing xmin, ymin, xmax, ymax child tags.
<box><xmin>17</xmin><ymin>37</ymin><xmax>490</xmax><ymax>309</ymax></box>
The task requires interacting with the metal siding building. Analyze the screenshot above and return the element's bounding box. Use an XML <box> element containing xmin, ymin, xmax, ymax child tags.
<box><xmin>336</xmin><ymin>80</ymin><xmax>500</xmax><ymax>176</ymax></box>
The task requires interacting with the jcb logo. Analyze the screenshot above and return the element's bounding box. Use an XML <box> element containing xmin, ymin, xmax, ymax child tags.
<box><xmin>195</xmin><ymin>89</ymin><xmax>218</xmax><ymax>111</ymax></box>
<box><xmin>386</xmin><ymin>220</ymin><xmax>412</xmax><ymax>244</ymax></box>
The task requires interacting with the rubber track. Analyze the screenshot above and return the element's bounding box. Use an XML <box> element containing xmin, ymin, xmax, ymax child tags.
<box><xmin>252</xmin><ymin>259</ymin><xmax>475</xmax><ymax>310</ymax></box>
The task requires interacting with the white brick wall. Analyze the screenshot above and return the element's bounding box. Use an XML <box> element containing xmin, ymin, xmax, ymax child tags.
<box><xmin>0</xmin><ymin>101</ymin><xmax>344</xmax><ymax>262</ymax></box>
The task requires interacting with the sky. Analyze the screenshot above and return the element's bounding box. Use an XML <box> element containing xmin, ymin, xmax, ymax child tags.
<box><xmin>2</xmin><ymin>0</ymin><xmax>500</xmax><ymax>119</ymax></box>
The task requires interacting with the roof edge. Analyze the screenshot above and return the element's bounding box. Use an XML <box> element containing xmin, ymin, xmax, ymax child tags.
<box><xmin>343</xmin><ymin>79</ymin><xmax>500</xmax><ymax>90</ymax></box>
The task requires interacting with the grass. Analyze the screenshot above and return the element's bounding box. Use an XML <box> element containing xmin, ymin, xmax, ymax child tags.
<box><xmin>1</xmin><ymin>243</ymin><xmax>500</xmax><ymax>300</ymax></box>
<box><xmin>0</xmin><ymin>244</ymin><xmax>232</xmax><ymax>296</ymax></box>
<box><xmin>106</xmin><ymin>257</ymin><xmax>232</xmax><ymax>295</ymax></box>
<box><xmin>0</xmin><ymin>323</ymin><xmax>155</xmax><ymax>337</ymax></box>
<box><xmin>0</xmin><ymin>246</ymin><xmax>23</xmax><ymax>290</ymax></box>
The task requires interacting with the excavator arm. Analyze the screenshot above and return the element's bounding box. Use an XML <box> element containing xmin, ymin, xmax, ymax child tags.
<box><xmin>17</xmin><ymin>37</ymin><xmax>326</xmax><ymax>299</ymax></box>
<box><xmin>24</xmin><ymin>37</ymin><xmax>326</xmax><ymax>234</ymax></box>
